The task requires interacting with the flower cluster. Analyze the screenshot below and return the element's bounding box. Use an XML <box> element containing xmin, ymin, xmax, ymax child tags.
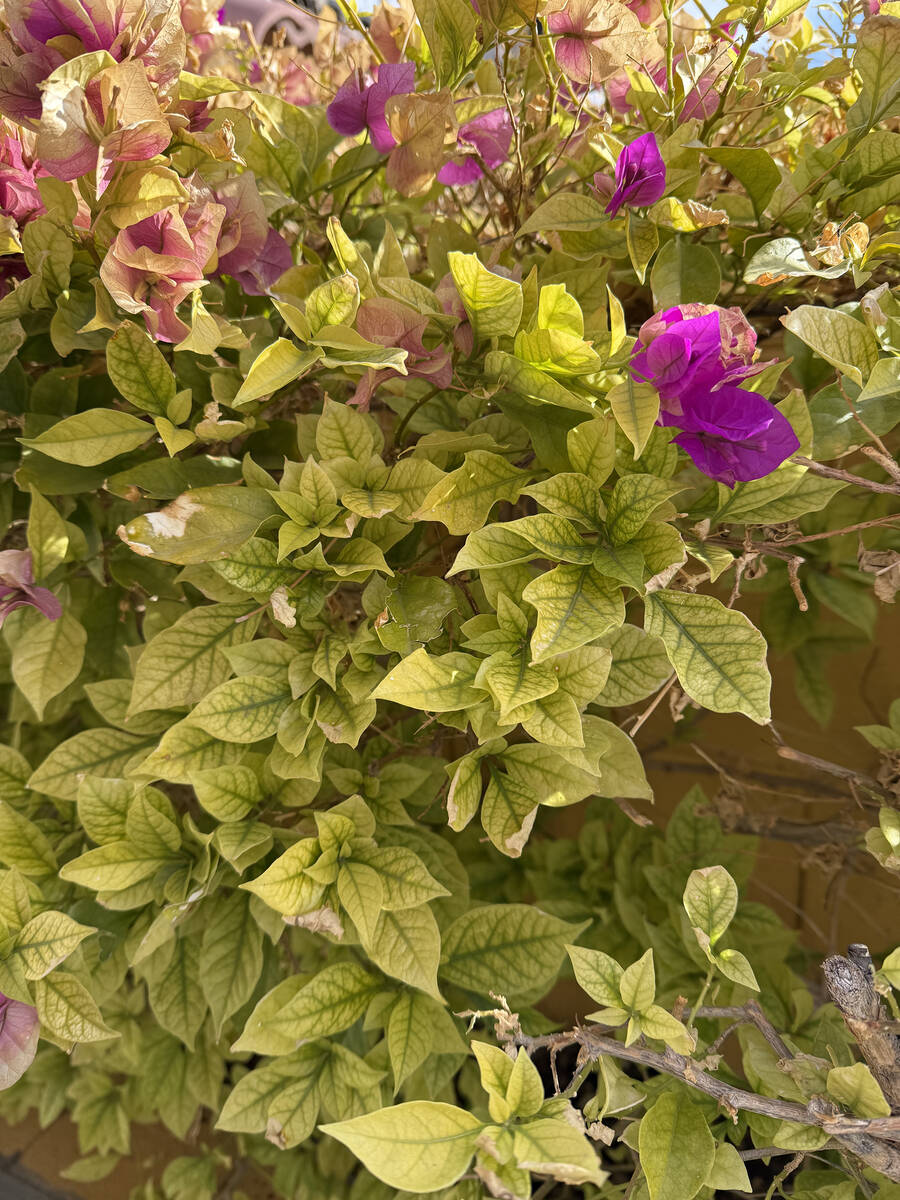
<box><xmin>631</xmin><ymin>305</ymin><xmax>800</xmax><ymax>486</ymax></box>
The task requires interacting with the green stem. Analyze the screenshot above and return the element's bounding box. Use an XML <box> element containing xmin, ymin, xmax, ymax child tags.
<box><xmin>701</xmin><ymin>0</ymin><xmax>768</xmax><ymax>140</ymax></box>
<box><xmin>332</xmin><ymin>0</ymin><xmax>384</xmax><ymax>63</ymax></box>
<box><xmin>391</xmin><ymin>385</ymin><xmax>442</xmax><ymax>450</ymax></box>
<box><xmin>661</xmin><ymin>0</ymin><xmax>675</xmax><ymax>130</ymax></box>
<box><xmin>687</xmin><ymin>963</ymin><xmax>716</xmax><ymax>1025</ymax></box>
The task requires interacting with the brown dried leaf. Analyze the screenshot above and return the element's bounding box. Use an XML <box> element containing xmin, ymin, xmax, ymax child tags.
<box><xmin>386</xmin><ymin>91</ymin><xmax>456</xmax><ymax>197</ymax></box>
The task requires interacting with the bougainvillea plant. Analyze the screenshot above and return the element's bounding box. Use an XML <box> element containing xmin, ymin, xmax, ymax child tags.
<box><xmin>0</xmin><ymin>0</ymin><xmax>899</xmax><ymax>1195</ymax></box>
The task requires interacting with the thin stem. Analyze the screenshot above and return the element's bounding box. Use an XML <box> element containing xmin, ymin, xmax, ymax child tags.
<box><xmin>795</xmin><ymin>457</ymin><xmax>900</xmax><ymax>497</ymax></box>
<box><xmin>701</xmin><ymin>0</ymin><xmax>768</xmax><ymax>139</ymax></box>
<box><xmin>687</xmin><ymin>963</ymin><xmax>716</xmax><ymax>1026</ymax></box>
<box><xmin>332</xmin><ymin>0</ymin><xmax>384</xmax><ymax>62</ymax></box>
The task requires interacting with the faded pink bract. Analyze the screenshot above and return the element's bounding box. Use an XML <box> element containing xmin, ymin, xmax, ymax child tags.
<box><xmin>0</xmin><ymin>119</ymin><xmax>45</xmax><ymax>222</ymax></box>
<box><xmin>100</xmin><ymin>191</ymin><xmax>225</xmax><ymax>341</ymax></box>
<box><xmin>0</xmin><ymin>550</ymin><xmax>62</xmax><ymax>628</ymax></box>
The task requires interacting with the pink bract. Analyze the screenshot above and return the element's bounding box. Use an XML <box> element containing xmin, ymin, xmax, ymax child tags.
<box><xmin>100</xmin><ymin>193</ymin><xmax>225</xmax><ymax>342</ymax></box>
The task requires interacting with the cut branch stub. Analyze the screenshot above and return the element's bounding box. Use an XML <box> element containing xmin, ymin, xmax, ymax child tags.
<box><xmin>823</xmin><ymin>945</ymin><xmax>900</xmax><ymax>1113</ymax></box>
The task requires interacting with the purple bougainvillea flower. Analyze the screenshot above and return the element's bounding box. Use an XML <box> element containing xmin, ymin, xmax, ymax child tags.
<box><xmin>630</xmin><ymin>305</ymin><xmax>798</xmax><ymax>485</ymax></box>
<box><xmin>636</xmin><ymin>303</ymin><xmax>765</xmax><ymax>405</ymax></box>
<box><xmin>605</xmin><ymin>131</ymin><xmax>666</xmax><ymax>216</ymax></box>
<box><xmin>438</xmin><ymin>108</ymin><xmax>512</xmax><ymax>186</ymax></box>
<box><xmin>0</xmin><ymin>550</ymin><xmax>62</xmax><ymax>628</ymax></box>
<box><xmin>0</xmin><ymin>120</ymin><xmax>45</xmax><ymax>223</ymax></box>
<box><xmin>215</xmin><ymin>173</ymin><xmax>293</xmax><ymax>295</ymax></box>
<box><xmin>673</xmin><ymin>399</ymin><xmax>800</xmax><ymax>487</ymax></box>
<box><xmin>631</xmin><ymin>311</ymin><xmax>723</xmax><ymax>413</ymax></box>
<box><xmin>327</xmin><ymin>62</ymin><xmax>415</xmax><ymax>154</ymax></box>
<box><xmin>100</xmin><ymin>192</ymin><xmax>225</xmax><ymax>341</ymax></box>
<box><xmin>0</xmin><ymin>992</ymin><xmax>38</xmax><ymax>1091</ymax></box>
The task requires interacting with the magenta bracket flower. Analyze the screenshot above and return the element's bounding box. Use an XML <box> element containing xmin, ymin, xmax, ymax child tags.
<box><xmin>214</xmin><ymin>173</ymin><xmax>292</xmax><ymax>295</ymax></box>
<box><xmin>0</xmin><ymin>120</ymin><xmax>46</xmax><ymax>223</ymax></box>
<box><xmin>630</xmin><ymin>304</ymin><xmax>799</xmax><ymax>486</ymax></box>
<box><xmin>604</xmin><ymin>131</ymin><xmax>666</xmax><ymax>216</ymax></box>
<box><xmin>0</xmin><ymin>549</ymin><xmax>62</xmax><ymax>628</ymax></box>
<box><xmin>327</xmin><ymin>62</ymin><xmax>415</xmax><ymax>154</ymax></box>
<box><xmin>671</xmin><ymin>384</ymin><xmax>800</xmax><ymax>486</ymax></box>
<box><xmin>0</xmin><ymin>991</ymin><xmax>39</xmax><ymax>1090</ymax></box>
<box><xmin>100</xmin><ymin>188</ymin><xmax>225</xmax><ymax>342</ymax></box>
<box><xmin>438</xmin><ymin>107</ymin><xmax>512</xmax><ymax>186</ymax></box>
<box><xmin>0</xmin><ymin>0</ymin><xmax>186</xmax><ymax>124</ymax></box>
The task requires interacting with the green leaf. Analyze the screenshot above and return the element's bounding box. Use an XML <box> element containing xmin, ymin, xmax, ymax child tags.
<box><xmin>146</xmin><ymin>938</ymin><xmax>206</xmax><ymax>1050</ymax></box>
<box><xmin>447</xmin><ymin>252</ymin><xmax>523</xmax><ymax>339</ymax></box>
<box><xmin>118</xmin><ymin>487</ymin><xmax>277</xmax><ymax>566</ymax></box>
<box><xmin>650</xmin><ymin>239</ymin><xmax>720</xmax><ymax>308</ymax></box>
<box><xmin>712</xmin><ymin>947</ymin><xmax>759</xmax><ymax>991</ymax></box>
<box><xmin>35</xmin><ymin>972</ymin><xmax>119</xmax><ymax>1044</ymax></box>
<box><xmin>194</xmin><ymin>764</ymin><xmax>262</xmax><ymax>823</ymax></box>
<box><xmin>129</xmin><ymin>603</ymin><xmax>259</xmax><ymax>716</ymax></box>
<box><xmin>619</xmin><ymin>949</ymin><xmax>655</xmax><ymax>1014</ymax></box>
<box><xmin>241</xmin><ymin>962</ymin><xmax>381</xmax><ymax>1047</ymax></box>
<box><xmin>705</xmin><ymin>1141</ymin><xmax>752</xmax><ymax>1192</ymax></box>
<box><xmin>847</xmin><ymin>14</ymin><xmax>900</xmax><ymax>133</ymax></box>
<box><xmin>0</xmin><ymin>805</ymin><xmax>58</xmax><ymax>877</ymax></box>
<box><xmin>190</xmin><ymin>675</ymin><xmax>291</xmax><ymax>743</ymax></box>
<box><xmin>107</xmin><ymin>321</ymin><xmax>176</xmax><ymax>415</ymax></box>
<box><xmin>826</xmin><ymin>1063</ymin><xmax>891</xmax><ymax>1118</ymax></box>
<box><xmin>567</xmin><ymin>414</ymin><xmax>617</xmax><ymax>486</ymax></box>
<box><xmin>235</xmin><ymin>339</ymin><xmax>321</xmax><ymax>404</ymax></box>
<box><xmin>606</xmin><ymin>475</ymin><xmax>681</xmax><ymax>546</ymax></box>
<box><xmin>13</xmin><ymin>910</ymin><xmax>94</xmax><ymax>979</ymax></box>
<box><xmin>523</xmin><ymin>565</ymin><xmax>625</xmax><ymax>663</ymax></box>
<box><xmin>641</xmin><ymin>1005</ymin><xmax>694</xmax><ymax>1054</ymax></box>
<box><xmin>19</xmin><ymin>409</ymin><xmax>152</xmax><ymax>466</ymax></box>
<box><xmin>440</xmin><ymin>904</ymin><xmax>585</xmax><ymax>1000</ymax></box>
<box><xmin>519</xmin><ymin>193</ymin><xmax>609</xmax><ymax>234</ymax></box>
<box><xmin>639</xmin><ymin>1093</ymin><xmax>715</xmax><ymax>1200</ymax></box>
<box><xmin>338</xmin><ymin>862</ymin><xmax>384</xmax><ymax>945</ymax></box>
<box><xmin>9</xmin><ymin>607</ymin><xmax>85</xmax><ymax>720</ymax></box>
<box><xmin>26</xmin><ymin>487</ymin><xmax>68</xmax><ymax>580</ymax></box>
<box><xmin>706</xmin><ymin>148</ymin><xmax>781</xmax><ymax>219</ymax></box>
<box><xmin>387</xmin><ymin>992</ymin><xmax>445</xmax><ymax>1092</ymax></box>
<box><xmin>28</xmin><ymin>729</ymin><xmax>153</xmax><ymax>802</ymax></box>
<box><xmin>354</xmin><ymin>846</ymin><xmax>450</xmax><ymax>910</ymax></box>
<box><xmin>595</xmin><ymin>624</ymin><xmax>671</xmax><ymax>706</ymax></box>
<box><xmin>135</xmin><ymin>720</ymin><xmax>243</xmax><ymax>783</ymax></box>
<box><xmin>412</xmin><ymin>0</ymin><xmax>476</xmax><ymax>87</ymax></box>
<box><xmin>644</xmin><ymin>590</ymin><xmax>771</xmax><ymax>723</ymax></box>
<box><xmin>567</xmin><ymin>944</ymin><xmax>623</xmax><ymax>1007</ymax></box>
<box><xmin>513</xmin><ymin>1116</ymin><xmax>606</xmax><ymax>1186</ymax></box>
<box><xmin>414</xmin><ymin>451</ymin><xmax>524</xmax><ymax>534</ymax></box>
<box><xmin>59</xmin><ymin>840</ymin><xmax>171</xmax><ymax>892</ymax></box>
<box><xmin>305</xmin><ymin>274</ymin><xmax>360</xmax><ymax>335</ymax></box>
<box><xmin>217</xmin><ymin>1049</ymin><xmax>323</xmax><ymax>1148</ymax></box>
<box><xmin>367</xmin><ymin>906</ymin><xmax>442</xmax><ymax>998</ymax></box>
<box><xmin>242</xmin><ymin>837</ymin><xmax>323</xmax><ymax>916</ymax></box>
<box><xmin>683</xmin><ymin>866</ymin><xmax>737</xmax><ymax>947</ymax></box>
<box><xmin>608</xmin><ymin>379</ymin><xmax>660</xmax><ymax>459</ymax></box>
<box><xmin>626</xmin><ymin>211</ymin><xmax>659</xmax><ymax>283</ymax></box>
<box><xmin>481</xmin><ymin>771</ymin><xmax>538</xmax><ymax>858</ymax></box>
<box><xmin>371</xmin><ymin>649</ymin><xmax>482</xmax><ymax>712</ymax></box>
<box><xmin>320</xmin><ymin>1102</ymin><xmax>482</xmax><ymax>1193</ymax></box>
<box><xmin>200</xmin><ymin>893</ymin><xmax>264</xmax><ymax>1037</ymax></box>
<box><xmin>781</xmin><ymin>306</ymin><xmax>880</xmax><ymax>388</ymax></box>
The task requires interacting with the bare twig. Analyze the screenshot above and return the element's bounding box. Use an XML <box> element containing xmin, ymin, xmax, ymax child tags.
<box><xmin>793</xmin><ymin>458</ymin><xmax>900</xmax><ymax>496</ymax></box>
